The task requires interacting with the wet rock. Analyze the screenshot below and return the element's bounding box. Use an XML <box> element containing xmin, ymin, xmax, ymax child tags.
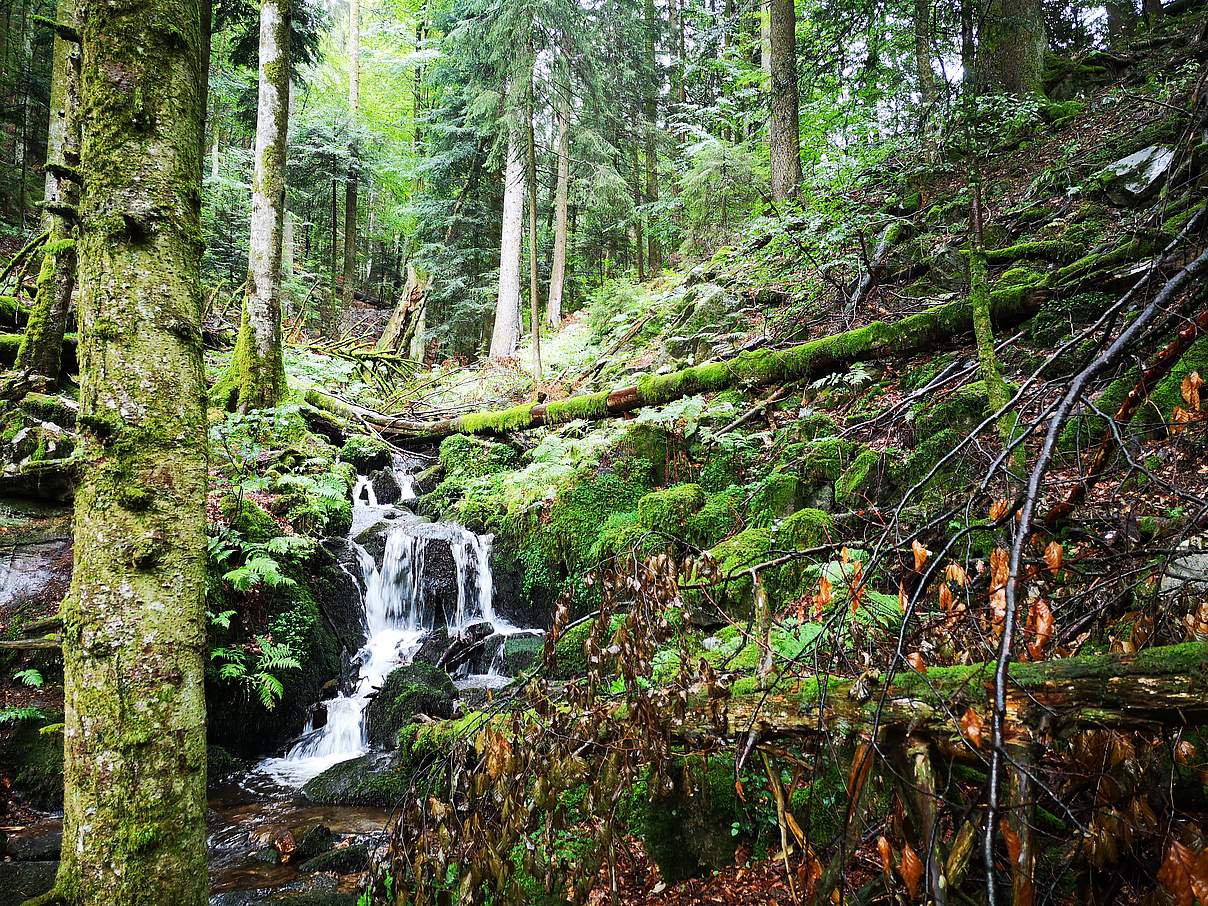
<box><xmin>340</xmin><ymin>434</ymin><xmax>393</xmax><ymax>471</ymax></box>
<box><xmin>502</xmin><ymin>633</ymin><xmax>545</xmax><ymax>675</ymax></box>
<box><xmin>369</xmin><ymin>468</ymin><xmax>402</xmax><ymax>505</ymax></box>
<box><xmin>295</xmin><ymin>824</ymin><xmax>336</xmax><ymax>862</ymax></box>
<box><xmin>3</xmin><ymin>820</ymin><xmax>61</xmax><ymax>861</ymax></box>
<box><xmin>251</xmin><ymin>846</ymin><xmax>282</xmax><ymax>865</ymax></box>
<box><xmin>0</xmin><ymin>713</ymin><xmax>64</xmax><ymax>810</ymax></box>
<box><xmin>411</xmin><ymin>627</ymin><xmax>450</xmax><ymax>666</ymax></box>
<box><xmin>1097</xmin><ymin>144</ymin><xmax>1174</xmax><ymax>205</ymax></box>
<box><xmin>0</xmin><ymin>860</ymin><xmax>58</xmax><ymax>903</ymax></box>
<box><xmin>438</xmin><ymin>621</ymin><xmax>494</xmax><ymax>674</ymax></box>
<box><xmin>302</xmin><ymin>751</ymin><xmax>415</xmax><ymax>807</ymax></box>
<box><xmin>365</xmin><ymin>662</ymin><xmax>456</xmax><ymax>747</ymax></box>
<box><xmin>298</xmin><ymin>843</ymin><xmax>369</xmax><ymax>875</ymax></box>
<box><xmin>207</xmin><ymin>744</ymin><xmax>246</xmax><ymax>791</ymax></box>
<box><xmin>412</xmin><ymin>464</ymin><xmax>442</xmax><ymax>497</ymax></box>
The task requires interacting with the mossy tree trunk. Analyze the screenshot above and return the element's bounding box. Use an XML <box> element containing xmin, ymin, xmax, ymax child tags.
<box><xmin>767</xmin><ymin>0</ymin><xmax>802</xmax><ymax>201</ymax></box>
<box><xmin>978</xmin><ymin>0</ymin><xmax>1045</xmax><ymax>95</ymax></box>
<box><xmin>44</xmin><ymin>0</ymin><xmax>210</xmax><ymax>901</ymax></box>
<box><xmin>214</xmin><ymin>0</ymin><xmax>291</xmax><ymax>411</ymax></box>
<box><xmin>525</xmin><ymin>66</ymin><xmax>542</xmax><ymax>382</ymax></box>
<box><xmin>339</xmin><ymin>0</ymin><xmax>360</xmax><ymax>325</ymax></box>
<box><xmin>15</xmin><ymin>0</ymin><xmax>81</xmax><ymax>382</ymax></box>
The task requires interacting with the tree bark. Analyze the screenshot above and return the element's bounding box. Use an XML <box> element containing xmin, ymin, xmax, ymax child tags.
<box><xmin>643</xmin><ymin>0</ymin><xmax>662</xmax><ymax>274</ymax></box>
<box><xmin>15</xmin><ymin>0</ymin><xmax>80</xmax><ymax>382</ymax></box>
<box><xmin>978</xmin><ymin>0</ymin><xmax>1046</xmax><ymax>95</ymax></box>
<box><xmin>338</xmin><ymin>0</ymin><xmax>360</xmax><ymax>333</ymax></box>
<box><xmin>768</xmin><ymin>0</ymin><xmax>802</xmax><ymax>201</ymax></box>
<box><xmin>51</xmin><ymin>0</ymin><xmax>210</xmax><ymax>901</ymax></box>
<box><xmin>215</xmin><ymin>0</ymin><xmax>290</xmax><ymax>411</ymax></box>
<box><xmin>490</xmin><ymin>129</ymin><xmax>524</xmax><ymax>358</ymax></box>
<box><xmin>914</xmin><ymin>0</ymin><xmax>937</xmax><ymax>148</ymax></box>
<box><xmin>547</xmin><ymin>65</ymin><xmax>570</xmax><ymax>329</ymax></box>
<box><xmin>525</xmin><ymin>92</ymin><xmax>542</xmax><ymax>382</ymax></box>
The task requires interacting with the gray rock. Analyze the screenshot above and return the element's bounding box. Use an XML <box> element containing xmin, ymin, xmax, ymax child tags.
<box><xmin>1098</xmin><ymin>145</ymin><xmax>1174</xmax><ymax>205</ymax></box>
<box><xmin>297</xmin><ymin>843</ymin><xmax>369</xmax><ymax>875</ymax></box>
<box><xmin>1161</xmin><ymin>536</ymin><xmax>1208</xmax><ymax>598</ymax></box>
<box><xmin>0</xmin><ymin>861</ymin><xmax>58</xmax><ymax>904</ymax></box>
<box><xmin>369</xmin><ymin>468</ymin><xmax>402</xmax><ymax>505</ymax></box>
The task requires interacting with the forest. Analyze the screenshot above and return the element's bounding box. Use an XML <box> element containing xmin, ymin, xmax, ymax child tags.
<box><xmin>0</xmin><ymin>0</ymin><xmax>1207</xmax><ymax>902</ymax></box>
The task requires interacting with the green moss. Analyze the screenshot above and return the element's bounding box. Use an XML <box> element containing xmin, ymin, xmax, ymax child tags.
<box><xmin>364</xmin><ymin>663</ymin><xmax>457</xmax><ymax>747</ymax></box>
<box><xmin>984</xmin><ymin>240</ymin><xmax>1080</xmax><ymax>264</ymax></box>
<box><xmin>913</xmin><ymin>380</ymin><xmax>1001</xmax><ymax>438</ymax></box>
<box><xmin>834</xmin><ymin>447</ymin><xmax>881</xmax><ymax>509</ymax></box>
<box><xmin>458</xmin><ymin>402</ymin><xmax>535</xmax><ymax>435</ymax></box>
<box><xmin>219</xmin><ymin>494</ymin><xmax>281</xmax><ymax>543</ymax></box>
<box><xmin>686</xmin><ymin>486</ymin><xmax>744</xmax><ymax>547</ymax></box>
<box><xmin>19</xmin><ymin>392</ymin><xmax>76</xmax><ymax>427</ymax></box>
<box><xmin>0</xmin><ymin>713</ymin><xmax>64</xmax><ymax>810</ymax></box>
<box><xmin>339</xmin><ymin>433</ymin><xmax>393</xmax><ymax>471</ymax></box>
<box><xmin>748</xmin><ymin>472</ymin><xmax>800</xmax><ymax>526</ymax></box>
<box><xmin>702</xmin><ymin>527</ymin><xmax>774</xmax><ymax>615</ymax></box>
<box><xmin>796</xmin><ymin>435</ymin><xmax>852</xmax><ymax>482</ymax></box>
<box><xmin>993</xmin><ymin>264</ymin><xmax>1048</xmax><ymax>290</ymax></box>
<box><xmin>544</xmin><ymin>391</ymin><xmax>611</xmax><ymax>425</ymax></box>
<box><xmin>637</xmin><ymin>483</ymin><xmax>705</xmax><ymax>533</ymax></box>
<box><xmin>778</xmin><ymin>508</ymin><xmax>833</xmax><ymax>550</ymax></box>
<box><xmin>1144</xmin><ymin>335</ymin><xmax>1208</xmax><ymax>429</ymax></box>
<box><xmin>438</xmin><ymin>433</ymin><xmax>517</xmax><ymax>480</ymax></box>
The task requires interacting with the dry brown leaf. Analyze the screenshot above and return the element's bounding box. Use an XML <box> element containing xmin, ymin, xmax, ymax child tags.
<box><xmin>1044</xmin><ymin>540</ymin><xmax>1063</xmax><ymax>574</ymax></box>
<box><xmin>989</xmin><ymin>497</ymin><xmax>1010</xmax><ymax>521</ymax></box>
<box><xmin>898</xmin><ymin>581</ymin><xmax>909</xmax><ymax>613</ymax></box>
<box><xmin>1182</xmin><ymin>371</ymin><xmax>1204</xmax><ymax>411</ymax></box>
<box><xmin>1157</xmin><ymin>839</ymin><xmax>1208</xmax><ymax>906</ymax></box>
<box><xmin>912</xmin><ymin>539</ymin><xmax>929</xmax><ymax>571</ymax></box>
<box><xmin>960</xmin><ymin>706</ymin><xmax>985</xmax><ymax>749</ymax></box>
<box><xmin>1002</xmin><ymin>821</ymin><xmax>1022</xmax><ymax>866</ymax></box>
<box><xmin>876</xmin><ymin>835</ymin><xmax>893</xmax><ymax>877</ymax></box>
<box><xmin>1171</xmin><ymin>406</ymin><xmax>1195</xmax><ymax>434</ymax></box>
<box><xmin>939</xmin><ymin>583</ymin><xmax>954</xmax><ymax>612</ymax></box>
<box><xmin>1026</xmin><ymin>599</ymin><xmax>1054</xmax><ymax>660</ymax></box>
<box><xmin>906</xmin><ymin>651</ymin><xmax>927</xmax><ymax>674</ymax></box>
<box><xmin>1175</xmin><ymin>740</ymin><xmax>1198</xmax><ymax>765</ymax></box>
<box><xmin>898</xmin><ymin>842</ymin><xmax>924</xmax><ymax>900</ymax></box>
<box><xmin>945</xmin><ymin>562</ymin><xmax>968</xmax><ymax>587</ymax></box>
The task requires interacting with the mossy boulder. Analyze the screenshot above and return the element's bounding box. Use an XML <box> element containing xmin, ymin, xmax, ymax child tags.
<box><xmin>502</xmin><ymin>633</ymin><xmax>545</xmax><ymax>675</ymax></box>
<box><xmin>272</xmin><ymin>470</ymin><xmax>354</xmax><ymax>538</ymax></box>
<box><xmin>622</xmin><ymin>756</ymin><xmax>741</xmax><ymax>883</ymax></box>
<box><xmin>778</xmin><ymin>508</ymin><xmax>833</xmax><ymax>550</ymax></box>
<box><xmin>18</xmin><ymin>392</ymin><xmax>77</xmax><ymax>428</ymax></box>
<box><xmin>700</xmin><ymin>527</ymin><xmax>774</xmax><ymax>617</ymax></box>
<box><xmin>340</xmin><ymin>434</ymin><xmax>393</xmax><ymax>471</ymax></box>
<box><xmin>302</xmin><ymin>751</ymin><xmax>417</xmax><ymax>807</ymax></box>
<box><xmin>364</xmin><ymin>662</ymin><xmax>456</xmax><ymax>748</ymax></box>
<box><xmin>636</xmin><ymin>483</ymin><xmax>705</xmax><ymax>534</ymax></box>
<box><xmin>685</xmin><ymin>487</ymin><xmax>744</xmax><ymax>547</ymax></box>
<box><xmin>438</xmin><ymin>434</ymin><xmax>517</xmax><ymax>480</ymax></box>
<box><xmin>298</xmin><ymin>843</ymin><xmax>369</xmax><ymax>874</ymax></box>
<box><xmin>219</xmin><ymin>494</ymin><xmax>281</xmax><ymax>543</ymax></box>
<box><xmin>749</xmin><ymin>472</ymin><xmax>801</xmax><ymax>526</ymax></box>
<box><xmin>835</xmin><ymin>447</ymin><xmax>883</xmax><ymax>509</ymax></box>
<box><xmin>913</xmin><ymin>380</ymin><xmax>999</xmax><ymax>439</ymax></box>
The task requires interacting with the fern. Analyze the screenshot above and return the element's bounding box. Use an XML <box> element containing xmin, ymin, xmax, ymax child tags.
<box><xmin>14</xmin><ymin>668</ymin><xmax>43</xmax><ymax>687</ymax></box>
<box><xmin>210</xmin><ymin>636</ymin><xmax>300</xmax><ymax>710</ymax></box>
<box><xmin>0</xmin><ymin>706</ymin><xmax>45</xmax><ymax>724</ymax></box>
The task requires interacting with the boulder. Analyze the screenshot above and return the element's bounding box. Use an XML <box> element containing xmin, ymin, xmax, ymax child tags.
<box><xmin>502</xmin><ymin>633</ymin><xmax>545</xmax><ymax>676</ymax></box>
<box><xmin>340</xmin><ymin>434</ymin><xmax>393</xmax><ymax>471</ymax></box>
<box><xmin>411</xmin><ymin>627</ymin><xmax>451</xmax><ymax>666</ymax></box>
<box><xmin>1097</xmin><ymin>145</ymin><xmax>1174</xmax><ymax>205</ymax></box>
<box><xmin>364</xmin><ymin>663</ymin><xmax>456</xmax><ymax>747</ymax></box>
<box><xmin>438</xmin><ymin>621</ymin><xmax>495</xmax><ymax>674</ymax></box>
<box><xmin>3</xmin><ymin>820</ymin><xmax>61</xmax><ymax>861</ymax></box>
<box><xmin>302</xmin><ymin>751</ymin><xmax>416</xmax><ymax>807</ymax></box>
<box><xmin>369</xmin><ymin>467</ymin><xmax>402</xmax><ymax>505</ymax></box>
<box><xmin>295</xmin><ymin>824</ymin><xmax>336</xmax><ymax>862</ymax></box>
<box><xmin>298</xmin><ymin>843</ymin><xmax>369</xmax><ymax>875</ymax></box>
<box><xmin>1161</xmin><ymin>536</ymin><xmax>1208</xmax><ymax>599</ymax></box>
<box><xmin>0</xmin><ymin>861</ymin><xmax>57</xmax><ymax>903</ymax></box>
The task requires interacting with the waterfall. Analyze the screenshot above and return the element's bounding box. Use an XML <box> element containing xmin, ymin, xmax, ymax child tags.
<box><xmin>257</xmin><ymin>458</ymin><xmax>519</xmax><ymax>787</ymax></box>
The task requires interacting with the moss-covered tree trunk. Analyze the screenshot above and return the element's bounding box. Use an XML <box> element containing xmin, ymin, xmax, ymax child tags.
<box><xmin>214</xmin><ymin>0</ymin><xmax>290</xmax><ymax>411</ymax></box>
<box><xmin>339</xmin><ymin>0</ymin><xmax>359</xmax><ymax>323</ymax></box>
<box><xmin>15</xmin><ymin>0</ymin><xmax>81</xmax><ymax>381</ymax></box>
<box><xmin>767</xmin><ymin>0</ymin><xmax>802</xmax><ymax>201</ymax></box>
<box><xmin>978</xmin><ymin>0</ymin><xmax>1045</xmax><ymax>95</ymax></box>
<box><xmin>43</xmin><ymin>0</ymin><xmax>210</xmax><ymax>901</ymax></box>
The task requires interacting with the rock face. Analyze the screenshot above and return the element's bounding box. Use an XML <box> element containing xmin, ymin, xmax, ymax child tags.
<box><xmin>364</xmin><ymin>663</ymin><xmax>456</xmax><ymax>747</ymax></box>
<box><xmin>1098</xmin><ymin>144</ymin><xmax>1174</xmax><ymax>205</ymax></box>
<box><xmin>369</xmin><ymin>467</ymin><xmax>403</xmax><ymax>504</ymax></box>
<box><xmin>1161</xmin><ymin>535</ymin><xmax>1208</xmax><ymax>599</ymax></box>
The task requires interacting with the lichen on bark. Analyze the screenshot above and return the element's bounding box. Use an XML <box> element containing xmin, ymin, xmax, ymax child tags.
<box><xmin>39</xmin><ymin>0</ymin><xmax>211</xmax><ymax>902</ymax></box>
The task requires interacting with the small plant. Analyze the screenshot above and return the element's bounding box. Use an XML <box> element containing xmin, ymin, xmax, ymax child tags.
<box><xmin>1</xmin><ymin>669</ymin><xmax>47</xmax><ymax>725</ymax></box>
<box><xmin>210</xmin><ymin>636</ymin><xmax>301</xmax><ymax>709</ymax></box>
<box><xmin>208</xmin><ymin>528</ymin><xmax>312</xmax><ymax>593</ymax></box>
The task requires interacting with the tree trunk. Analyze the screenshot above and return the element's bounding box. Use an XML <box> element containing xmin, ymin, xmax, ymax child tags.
<box><xmin>630</xmin><ymin>141</ymin><xmax>644</xmax><ymax>280</ymax></box>
<box><xmin>15</xmin><ymin>0</ymin><xmax>33</xmax><ymax>231</ymax></box>
<box><xmin>525</xmin><ymin>92</ymin><xmax>542</xmax><ymax>382</ymax></box>
<box><xmin>768</xmin><ymin>0</ymin><xmax>802</xmax><ymax>201</ymax></box>
<box><xmin>978</xmin><ymin>0</ymin><xmax>1046</xmax><ymax>95</ymax></box>
<box><xmin>15</xmin><ymin>0</ymin><xmax>80</xmax><ymax>382</ymax></box>
<box><xmin>960</xmin><ymin>0</ymin><xmax>975</xmax><ymax>88</ymax></box>
<box><xmin>644</xmin><ymin>0</ymin><xmax>661</xmax><ymax>274</ymax></box>
<box><xmin>1144</xmin><ymin>0</ymin><xmax>1164</xmax><ymax>25</ymax></box>
<box><xmin>52</xmin><ymin>0</ymin><xmax>210</xmax><ymax>901</ymax></box>
<box><xmin>1107</xmin><ymin>2</ymin><xmax>1137</xmax><ymax>47</ymax></box>
<box><xmin>914</xmin><ymin>0</ymin><xmax>937</xmax><ymax>148</ymax></box>
<box><xmin>669</xmin><ymin>0</ymin><xmax>686</xmax><ymax>106</ymax></box>
<box><xmin>328</xmin><ymin>176</ymin><xmax>339</xmax><ymax>332</ymax></box>
<box><xmin>215</xmin><ymin>0</ymin><xmax>291</xmax><ymax>411</ymax></box>
<box><xmin>339</xmin><ymin>0</ymin><xmax>360</xmax><ymax>332</ymax></box>
<box><xmin>490</xmin><ymin>129</ymin><xmax>524</xmax><ymax>358</ymax></box>
<box><xmin>547</xmin><ymin>67</ymin><xmax>570</xmax><ymax>329</ymax></box>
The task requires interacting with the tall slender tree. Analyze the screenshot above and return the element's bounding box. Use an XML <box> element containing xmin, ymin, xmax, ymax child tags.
<box><xmin>214</xmin><ymin>0</ymin><xmax>292</xmax><ymax>410</ymax></box>
<box><xmin>338</xmin><ymin>0</ymin><xmax>360</xmax><ymax>333</ymax></box>
<box><xmin>490</xmin><ymin>127</ymin><xmax>524</xmax><ymax>357</ymax></box>
<box><xmin>643</xmin><ymin>0</ymin><xmax>661</xmax><ymax>274</ymax></box>
<box><xmin>978</xmin><ymin>0</ymin><xmax>1045</xmax><ymax>95</ymax></box>
<box><xmin>546</xmin><ymin>55</ymin><xmax>571</xmax><ymax>329</ymax></box>
<box><xmin>767</xmin><ymin>0</ymin><xmax>802</xmax><ymax>201</ymax></box>
<box><xmin>525</xmin><ymin>71</ymin><xmax>542</xmax><ymax>380</ymax></box>
<box><xmin>45</xmin><ymin>0</ymin><xmax>210</xmax><ymax>901</ymax></box>
<box><xmin>15</xmin><ymin>0</ymin><xmax>80</xmax><ymax>382</ymax></box>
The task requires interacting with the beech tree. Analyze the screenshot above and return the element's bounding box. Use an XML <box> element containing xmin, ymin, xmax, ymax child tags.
<box><xmin>339</xmin><ymin>0</ymin><xmax>360</xmax><ymax>331</ymax></box>
<box><xmin>490</xmin><ymin>127</ymin><xmax>524</xmax><ymax>357</ymax></box>
<box><xmin>546</xmin><ymin>58</ymin><xmax>571</xmax><ymax>329</ymax></box>
<box><xmin>40</xmin><ymin>0</ymin><xmax>210</xmax><ymax>902</ymax></box>
<box><xmin>214</xmin><ymin>0</ymin><xmax>292</xmax><ymax>410</ymax></box>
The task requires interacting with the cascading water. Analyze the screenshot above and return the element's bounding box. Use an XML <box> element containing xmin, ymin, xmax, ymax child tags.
<box><xmin>257</xmin><ymin>456</ymin><xmax>533</xmax><ymax>787</ymax></box>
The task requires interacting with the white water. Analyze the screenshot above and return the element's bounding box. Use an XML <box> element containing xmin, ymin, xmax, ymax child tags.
<box><xmin>257</xmin><ymin>458</ymin><xmax>530</xmax><ymax>788</ymax></box>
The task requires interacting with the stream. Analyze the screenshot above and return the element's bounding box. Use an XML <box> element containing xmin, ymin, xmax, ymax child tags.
<box><xmin>205</xmin><ymin>454</ymin><xmax>543</xmax><ymax>902</ymax></box>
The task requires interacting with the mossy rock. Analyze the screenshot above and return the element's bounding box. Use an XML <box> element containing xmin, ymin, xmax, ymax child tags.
<box><xmin>749</xmin><ymin>472</ymin><xmax>801</xmax><ymax>526</ymax></box>
<box><xmin>622</xmin><ymin>755</ymin><xmax>742</xmax><ymax>883</ymax></box>
<box><xmin>298</xmin><ymin>843</ymin><xmax>369</xmax><ymax>874</ymax></box>
<box><xmin>636</xmin><ymin>483</ymin><xmax>705</xmax><ymax>533</ymax></box>
<box><xmin>502</xmin><ymin>633</ymin><xmax>545</xmax><ymax>675</ymax></box>
<box><xmin>364</xmin><ymin>662</ymin><xmax>456</xmax><ymax>748</ymax></box>
<box><xmin>701</xmin><ymin>527</ymin><xmax>774</xmax><ymax>617</ymax></box>
<box><xmin>1142</xmin><ymin>335</ymin><xmax>1208</xmax><ymax>430</ymax></box>
<box><xmin>273</xmin><ymin>471</ymin><xmax>354</xmax><ymax>538</ymax></box>
<box><xmin>834</xmin><ymin>447</ymin><xmax>882</xmax><ymax>509</ymax></box>
<box><xmin>549</xmin><ymin>620</ymin><xmax>594</xmax><ymax>680</ymax></box>
<box><xmin>302</xmin><ymin>751</ymin><xmax>418</xmax><ymax>807</ymax></box>
<box><xmin>207</xmin><ymin>744</ymin><xmax>245</xmax><ymax>789</ymax></box>
<box><xmin>340</xmin><ymin>434</ymin><xmax>393</xmax><ymax>471</ymax></box>
<box><xmin>0</xmin><ymin>713</ymin><xmax>64</xmax><ymax>810</ymax></box>
<box><xmin>437</xmin><ymin>434</ymin><xmax>516</xmax><ymax>480</ymax></box>
<box><xmin>778</xmin><ymin>508</ymin><xmax>833</xmax><ymax>550</ymax></box>
<box><xmin>685</xmin><ymin>487</ymin><xmax>744</xmax><ymax>547</ymax></box>
<box><xmin>219</xmin><ymin>494</ymin><xmax>281</xmax><ymax>543</ymax></box>
<box><xmin>913</xmin><ymin>381</ymin><xmax>999</xmax><ymax>438</ymax></box>
<box><xmin>18</xmin><ymin>392</ymin><xmax>76</xmax><ymax>428</ymax></box>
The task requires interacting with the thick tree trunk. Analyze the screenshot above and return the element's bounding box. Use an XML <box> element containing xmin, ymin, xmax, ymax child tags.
<box><xmin>978</xmin><ymin>0</ymin><xmax>1046</xmax><ymax>95</ymax></box>
<box><xmin>338</xmin><ymin>0</ymin><xmax>360</xmax><ymax>333</ymax></box>
<box><xmin>525</xmin><ymin>99</ymin><xmax>542</xmax><ymax>382</ymax></box>
<box><xmin>214</xmin><ymin>0</ymin><xmax>290</xmax><ymax>411</ymax></box>
<box><xmin>547</xmin><ymin>75</ymin><xmax>570</xmax><ymax>329</ymax></box>
<box><xmin>490</xmin><ymin>130</ymin><xmax>524</xmax><ymax>358</ymax></box>
<box><xmin>914</xmin><ymin>0</ymin><xmax>937</xmax><ymax>147</ymax></box>
<box><xmin>15</xmin><ymin>0</ymin><xmax>80</xmax><ymax>382</ymax></box>
<box><xmin>768</xmin><ymin>0</ymin><xmax>802</xmax><ymax>201</ymax></box>
<box><xmin>50</xmin><ymin>0</ymin><xmax>210</xmax><ymax>901</ymax></box>
<box><xmin>643</xmin><ymin>0</ymin><xmax>661</xmax><ymax>274</ymax></box>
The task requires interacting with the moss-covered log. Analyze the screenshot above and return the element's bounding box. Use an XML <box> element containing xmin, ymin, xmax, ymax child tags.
<box><xmin>337</xmin><ymin>282</ymin><xmax>1053</xmax><ymax>442</ymax></box>
<box><xmin>707</xmin><ymin>642</ymin><xmax>1208</xmax><ymax>740</ymax></box>
<box><xmin>45</xmin><ymin>0</ymin><xmax>211</xmax><ymax>902</ymax></box>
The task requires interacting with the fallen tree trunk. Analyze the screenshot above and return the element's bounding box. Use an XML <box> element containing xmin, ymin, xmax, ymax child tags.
<box><xmin>308</xmin><ymin>281</ymin><xmax>1054</xmax><ymax>442</ymax></box>
<box><xmin>703</xmin><ymin>642</ymin><xmax>1208</xmax><ymax>740</ymax></box>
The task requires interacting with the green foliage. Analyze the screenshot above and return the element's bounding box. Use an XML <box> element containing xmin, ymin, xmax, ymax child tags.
<box><xmin>365</xmin><ymin>663</ymin><xmax>457</xmax><ymax>747</ymax></box>
<box><xmin>340</xmin><ymin>434</ymin><xmax>393</xmax><ymax>471</ymax></box>
<box><xmin>210</xmin><ymin>635</ymin><xmax>301</xmax><ymax>709</ymax></box>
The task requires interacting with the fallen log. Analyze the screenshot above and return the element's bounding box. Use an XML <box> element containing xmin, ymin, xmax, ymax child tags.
<box><xmin>703</xmin><ymin>642</ymin><xmax>1208</xmax><ymax>740</ymax></box>
<box><xmin>316</xmin><ymin>281</ymin><xmax>1054</xmax><ymax>442</ymax></box>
